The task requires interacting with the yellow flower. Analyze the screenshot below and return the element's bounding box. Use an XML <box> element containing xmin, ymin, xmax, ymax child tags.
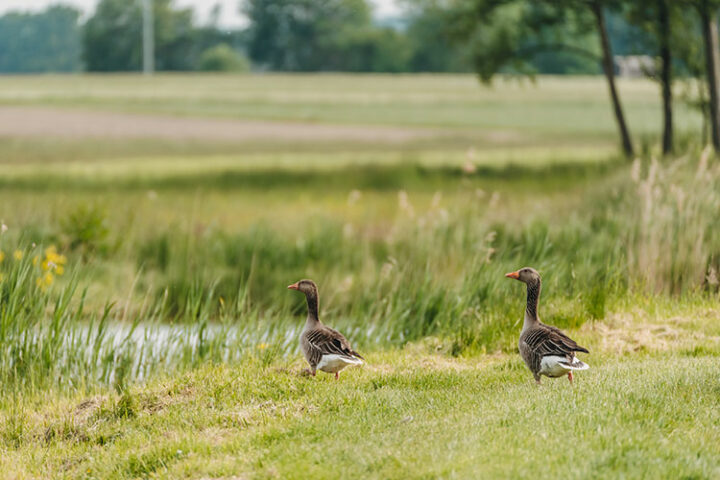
<box><xmin>13</xmin><ymin>250</ymin><xmax>22</xmax><ymax>260</ymax></box>
<box><xmin>44</xmin><ymin>245</ymin><xmax>67</xmax><ymax>268</ymax></box>
<box><xmin>34</xmin><ymin>245</ymin><xmax>68</xmax><ymax>274</ymax></box>
<box><xmin>36</xmin><ymin>272</ymin><xmax>54</xmax><ymax>289</ymax></box>
<box><xmin>257</xmin><ymin>343</ymin><xmax>269</xmax><ymax>350</ymax></box>
<box><xmin>0</xmin><ymin>250</ymin><xmax>4</xmax><ymax>263</ymax></box>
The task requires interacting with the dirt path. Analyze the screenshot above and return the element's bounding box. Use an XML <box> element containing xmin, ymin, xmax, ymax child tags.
<box><xmin>0</xmin><ymin>106</ymin><xmax>442</xmax><ymax>143</ymax></box>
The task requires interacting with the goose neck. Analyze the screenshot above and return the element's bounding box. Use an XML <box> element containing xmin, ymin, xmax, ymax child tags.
<box><xmin>523</xmin><ymin>280</ymin><xmax>541</xmax><ymax>329</ymax></box>
<box><xmin>305</xmin><ymin>291</ymin><xmax>320</xmax><ymax>326</ymax></box>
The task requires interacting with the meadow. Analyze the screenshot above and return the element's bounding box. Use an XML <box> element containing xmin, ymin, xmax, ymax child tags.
<box><xmin>0</xmin><ymin>74</ymin><xmax>718</xmax><ymax>478</ymax></box>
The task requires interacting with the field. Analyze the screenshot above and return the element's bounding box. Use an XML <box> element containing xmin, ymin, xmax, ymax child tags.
<box><xmin>0</xmin><ymin>74</ymin><xmax>718</xmax><ymax>479</ymax></box>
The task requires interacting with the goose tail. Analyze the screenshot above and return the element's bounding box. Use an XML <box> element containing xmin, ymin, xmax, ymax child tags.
<box><xmin>560</xmin><ymin>359</ymin><xmax>589</xmax><ymax>371</ymax></box>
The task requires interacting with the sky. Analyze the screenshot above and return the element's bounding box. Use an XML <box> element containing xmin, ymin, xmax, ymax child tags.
<box><xmin>0</xmin><ymin>0</ymin><xmax>401</xmax><ymax>28</ymax></box>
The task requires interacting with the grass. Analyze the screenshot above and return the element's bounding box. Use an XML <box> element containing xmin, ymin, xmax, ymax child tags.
<box><xmin>0</xmin><ymin>74</ymin><xmax>718</xmax><ymax>478</ymax></box>
<box><xmin>1</xmin><ymin>346</ymin><xmax>718</xmax><ymax>479</ymax></box>
<box><xmin>0</xmin><ymin>150</ymin><xmax>717</xmax><ymax>392</ymax></box>
<box><xmin>0</xmin><ymin>74</ymin><xmax>704</xmax><ymax>142</ymax></box>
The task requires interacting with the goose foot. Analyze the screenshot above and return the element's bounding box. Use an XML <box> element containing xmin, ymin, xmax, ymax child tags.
<box><xmin>568</xmin><ymin>371</ymin><xmax>574</xmax><ymax>385</ymax></box>
<box><xmin>535</xmin><ymin>378</ymin><xmax>541</xmax><ymax>386</ymax></box>
<box><xmin>334</xmin><ymin>372</ymin><xmax>339</xmax><ymax>380</ymax></box>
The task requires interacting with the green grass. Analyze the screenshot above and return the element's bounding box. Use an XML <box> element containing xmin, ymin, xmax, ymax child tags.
<box><xmin>0</xmin><ymin>74</ymin><xmax>703</xmax><ymax>142</ymax></box>
<box><xmin>0</xmin><ymin>74</ymin><xmax>718</xmax><ymax>478</ymax></box>
<box><xmin>0</xmin><ymin>151</ymin><xmax>717</xmax><ymax>393</ymax></box>
<box><xmin>2</xmin><ymin>346</ymin><xmax>719</xmax><ymax>479</ymax></box>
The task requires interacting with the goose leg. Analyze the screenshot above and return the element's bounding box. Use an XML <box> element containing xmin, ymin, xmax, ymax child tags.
<box><xmin>567</xmin><ymin>371</ymin><xmax>573</xmax><ymax>385</ymax></box>
<box><xmin>334</xmin><ymin>372</ymin><xmax>339</xmax><ymax>380</ymax></box>
<box><xmin>534</xmin><ymin>375</ymin><xmax>541</xmax><ymax>386</ymax></box>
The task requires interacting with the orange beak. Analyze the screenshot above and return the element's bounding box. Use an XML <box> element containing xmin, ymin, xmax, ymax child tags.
<box><xmin>505</xmin><ymin>271</ymin><xmax>520</xmax><ymax>279</ymax></box>
<box><xmin>287</xmin><ymin>282</ymin><xmax>300</xmax><ymax>290</ymax></box>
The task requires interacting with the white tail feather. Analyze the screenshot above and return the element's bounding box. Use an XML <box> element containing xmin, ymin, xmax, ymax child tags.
<box><xmin>317</xmin><ymin>354</ymin><xmax>363</xmax><ymax>373</ymax></box>
<box><xmin>560</xmin><ymin>360</ymin><xmax>589</xmax><ymax>371</ymax></box>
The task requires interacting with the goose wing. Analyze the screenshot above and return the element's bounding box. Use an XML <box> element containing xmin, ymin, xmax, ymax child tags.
<box><xmin>523</xmin><ymin>324</ymin><xmax>589</xmax><ymax>359</ymax></box>
<box><xmin>304</xmin><ymin>326</ymin><xmax>364</xmax><ymax>363</ymax></box>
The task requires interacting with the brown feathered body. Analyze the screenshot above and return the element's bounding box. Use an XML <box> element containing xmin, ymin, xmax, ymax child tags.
<box><xmin>519</xmin><ymin>323</ymin><xmax>589</xmax><ymax>381</ymax></box>
<box><xmin>300</xmin><ymin>323</ymin><xmax>364</xmax><ymax>374</ymax></box>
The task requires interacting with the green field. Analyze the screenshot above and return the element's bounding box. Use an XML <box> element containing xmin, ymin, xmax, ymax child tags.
<box><xmin>0</xmin><ymin>74</ymin><xmax>718</xmax><ymax>479</ymax></box>
<box><xmin>0</xmin><ymin>74</ymin><xmax>704</xmax><ymax>144</ymax></box>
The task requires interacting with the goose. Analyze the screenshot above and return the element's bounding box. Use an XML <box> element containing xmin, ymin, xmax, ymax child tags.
<box><xmin>287</xmin><ymin>279</ymin><xmax>364</xmax><ymax>379</ymax></box>
<box><xmin>505</xmin><ymin>268</ymin><xmax>589</xmax><ymax>385</ymax></box>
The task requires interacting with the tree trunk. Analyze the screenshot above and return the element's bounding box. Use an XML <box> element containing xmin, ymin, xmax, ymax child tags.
<box><xmin>700</xmin><ymin>0</ymin><xmax>720</xmax><ymax>151</ymax></box>
<box><xmin>658</xmin><ymin>0</ymin><xmax>673</xmax><ymax>154</ymax></box>
<box><xmin>591</xmin><ymin>1</ymin><xmax>634</xmax><ymax>158</ymax></box>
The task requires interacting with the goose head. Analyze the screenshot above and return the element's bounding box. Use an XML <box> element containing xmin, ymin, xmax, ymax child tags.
<box><xmin>287</xmin><ymin>279</ymin><xmax>318</xmax><ymax>297</ymax></box>
<box><xmin>505</xmin><ymin>267</ymin><xmax>541</xmax><ymax>285</ymax></box>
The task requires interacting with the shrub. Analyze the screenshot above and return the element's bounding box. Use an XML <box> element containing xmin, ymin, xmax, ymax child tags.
<box><xmin>60</xmin><ymin>204</ymin><xmax>109</xmax><ymax>256</ymax></box>
<box><xmin>198</xmin><ymin>44</ymin><xmax>250</xmax><ymax>72</ymax></box>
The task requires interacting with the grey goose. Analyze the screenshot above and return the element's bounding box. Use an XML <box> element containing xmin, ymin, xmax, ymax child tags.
<box><xmin>288</xmin><ymin>279</ymin><xmax>364</xmax><ymax>379</ymax></box>
<box><xmin>505</xmin><ymin>267</ymin><xmax>589</xmax><ymax>385</ymax></box>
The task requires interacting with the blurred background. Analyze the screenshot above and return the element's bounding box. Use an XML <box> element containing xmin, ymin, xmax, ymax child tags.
<box><xmin>0</xmin><ymin>0</ymin><xmax>719</xmax><ymax>384</ymax></box>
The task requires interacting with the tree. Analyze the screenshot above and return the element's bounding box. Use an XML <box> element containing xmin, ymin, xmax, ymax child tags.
<box><xmin>697</xmin><ymin>0</ymin><xmax>720</xmax><ymax>151</ymax></box>
<box><xmin>624</xmin><ymin>0</ymin><xmax>678</xmax><ymax>154</ymax></box>
<box><xmin>671</xmin><ymin>8</ymin><xmax>711</xmax><ymax>144</ymax></box>
<box><xmin>0</xmin><ymin>6</ymin><xmax>82</xmax><ymax>73</ymax></box>
<box><xmin>243</xmin><ymin>0</ymin><xmax>373</xmax><ymax>71</ymax></box>
<box><xmin>83</xmin><ymin>0</ymin><xmax>144</xmax><ymax>71</ymax></box>
<box><xmin>83</xmin><ymin>0</ymin><xmax>199</xmax><ymax>71</ymax></box>
<box><xmin>590</xmin><ymin>1</ymin><xmax>634</xmax><ymax>157</ymax></box>
<box><xmin>657</xmin><ymin>0</ymin><xmax>673</xmax><ymax>154</ymax></box>
<box><xmin>199</xmin><ymin>44</ymin><xmax>251</xmax><ymax>72</ymax></box>
<box><xmin>400</xmin><ymin>0</ymin><xmax>472</xmax><ymax>72</ymax></box>
<box><xmin>451</xmin><ymin>0</ymin><xmax>635</xmax><ymax>157</ymax></box>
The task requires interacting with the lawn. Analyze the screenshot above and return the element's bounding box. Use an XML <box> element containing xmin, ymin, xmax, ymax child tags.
<box><xmin>2</xmin><ymin>344</ymin><xmax>719</xmax><ymax>479</ymax></box>
<box><xmin>0</xmin><ymin>74</ymin><xmax>718</xmax><ymax>479</ymax></box>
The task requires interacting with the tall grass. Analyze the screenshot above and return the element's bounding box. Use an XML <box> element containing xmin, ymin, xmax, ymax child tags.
<box><xmin>0</xmin><ymin>152</ymin><xmax>717</xmax><ymax>396</ymax></box>
<box><xmin>628</xmin><ymin>149</ymin><xmax>720</xmax><ymax>293</ymax></box>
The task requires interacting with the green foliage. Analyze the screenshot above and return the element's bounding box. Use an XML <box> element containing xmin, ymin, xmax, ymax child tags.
<box><xmin>0</xmin><ymin>0</ymin><xmax>712</xmax><ymax>76</ymax></box>
<box><xmin>244</xmin><ymin>0</ymin><xmax>372</xmax><ymax>71</ymax></box>
<box><xmin>82</xmin><ymin>0</ymin><xmax>145</xmax><ymax>71</ymax></box>
<box><xmin>402</xmin><ymin>0</ymin><xmax>472</xmax><ymax>72</ymax></box>
<box><xmin>0</xmin><ymin>6</ymin><xmax>82</xmax><ymax>73</ymax></box>
<box><xmin>450</xmin><ymin>1</ymin><xmax>605</xmax><ymax>82</ymax></box>
<box><xmin>198</xmin><ymin>44</ymin><xmax>250</xmax><ymax>72</ymax></box>
<box><xmin>82</xmin><ymin>0</ymin><xmax>244</xmax><ymax>72</ymax></box>
<box><xmin>337</xmin><ymin>27</ymin><xmax>414</xmax><ymax>72</ymax></box>
<box><xmin>60</xmin><ymin>204</ymin><xmax>109</xmax><ymax>255</ymax></box>
<box><xmin>243</xmin><ymin>0</ymin><xmax>419</xmax><ymax>72</ymax></box>
<box><xmin>137</xmin><ymin>233</ymin><xmax>171</xmax><ymax>272</ymax></box>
